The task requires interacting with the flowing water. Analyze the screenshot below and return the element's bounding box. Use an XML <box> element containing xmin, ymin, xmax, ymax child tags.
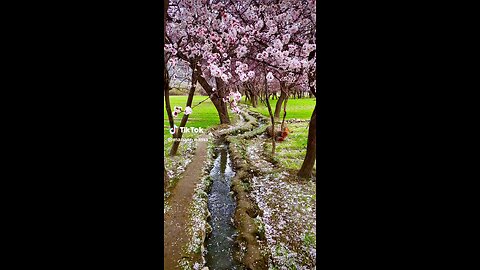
<box><xmin>205</xmin><ymin>141</ymin><xmax>242</xmax><ymax>270</ymax></box>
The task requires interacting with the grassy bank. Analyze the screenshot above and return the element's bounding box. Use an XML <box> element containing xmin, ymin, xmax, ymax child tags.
<box><xmin>164</xmin><ymin>95</ymin><xmax>227</xmax><ymax>156</ymax></box>
<box><xmin>243</xmin><ymin>97</ymin><xmax>315</xmax><ymax>120</ymax></box>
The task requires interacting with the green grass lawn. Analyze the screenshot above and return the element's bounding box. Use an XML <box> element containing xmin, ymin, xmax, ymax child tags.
<box><xmin>242</xmin><ymin>98</ymin><xmax>316</xmax><ymax>171</ymax></box>
<box><xmin>164</xmin><ymin>95</ymin><xmax>222</xmax><ymax>131</ymax></box>
<box><xmin>164</xmin><ymin>96</ymin><xmax>315</xmax><ymax>137</ymax></box>
<box><xmin>164</xmin><ymin>96</ymin><xmax>316</xmax><ymax>170</ymax></box>
<box><xmin>264</xmin><ymin>121</ymin><xmax>316</xmax><ymax>172</ymax></box>
<box><xmin>243</xmin><ymin>97</ymin><xmax>315</xmax><ymax>120</ymax></box>
<box><xmin>242</xmin><ymin>97</ymin><xmax>315</xmax><ymax>172</ymax></box>
<box><xmin>164</xmin><ymin>96</ymin><xmax>228</xmax><ymax>155</ymax></box>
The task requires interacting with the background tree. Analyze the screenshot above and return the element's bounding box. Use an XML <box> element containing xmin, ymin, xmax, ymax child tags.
<box><xmin>169</xmin><ymin>61</ymin><xmax>199</xmax><ymax>156</ymax></box>
<box><xmin>165</xmin><ymin>0</ymin><xmax>317</xmax><ymax>177</ymax></box>
<box><xmin>298</xmin><ymin>48</ymin><xmax>317</xmax><ymax>179</ymax></box>
<box><xmin>165</xmin><ymin>0</ymin><xmax>255</xmax><ymax>124</ymax></box>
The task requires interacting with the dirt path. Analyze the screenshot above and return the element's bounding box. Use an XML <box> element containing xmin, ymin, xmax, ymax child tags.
<box><xmin>164</xmin><ymin>135</ymin><xmax>208</xmax><ymax>269</ymax></box>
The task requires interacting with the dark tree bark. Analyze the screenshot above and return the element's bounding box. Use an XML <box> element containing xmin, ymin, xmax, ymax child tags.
<box><xmin>243</xmin><ymin>85</ymin><xmax>250</xmax><ymax>103</ymax></box>
<box><xmin>214</xmin><ymin>70</ymin><xmax>232</xmax><ymax>124</ymax></box>
<box><xmin>281</xmin><ymin>95</ymin><xmax>288</xmax><ymax>131</ymax></box>
<box><xmin>259</xmin><ymin>90</ymin><xmax>265</xmax><ymax>105</ymax></box>
<box><xmin>164</xmin><ymin>67</ymin><xmax>174</xmax><ymax>131</ymax></box>
<box><xmin>252</xmin><ymin>92</ymin><xmax>258</xmax><ymax>107</ymax></box>
<box><xmin>245</xmin><ymin>83</ymin><xmax>258</xmax><ymax>108</ymax></box>
<box><xmin>195</xmin><ymin>70</ymin><xmax>230</xmax><ymax>124</ymax></box>
<box><xmin>171</xmin><ymin>50</ymin><xmax>230</xmax><ymax>125</ymax></box>
<box><xmin>298</xmin><ymin>48</ymin><xmax>317</xmax><ymax>178</ymax></box>
<box><xmin>297</xmin><ymin>106</ymin><xmax>316</xmax><ymax>179</ymax></box>
<box><xmin>210</xmin><ymin>94</ymin><xmax>230</xmax><ymax>124</ymax></box>
<box><xmin>274</xmin><ymin>82</ymin><xmax>287</xmax><ymax>119</ymax></box>
<box><xmin>170</xmin><ymin>65</ymin><xmax>198</xmax><ymax>156</ymax></box>
<box><xmin>264</xmin><ymin>74</ymin><xmax>276</xmax><ymax>156</ymax></box>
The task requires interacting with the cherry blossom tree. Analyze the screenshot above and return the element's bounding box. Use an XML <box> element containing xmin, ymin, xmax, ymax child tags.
<box><xmin>252</xmin><ymin>0</ymin><xmax>315</xmax><ymax>178</ymax></box>
<box><xmin>225</xmin><ymin>0</ymin><xmax>316</xmax><ymax>165</ymax></box>
<box><xmin>165</xmin><ymin>0</ymin><xmax>254</xmax><ymax>124</ymax></box>
<box><xmin>227</xmin><ymin>0</ymin><xmax>316</xmax><ymax>109</ymax></box>
<box><xmin>165</xmin><ymin>0</ymin><xmax>317</xmax><ymax>177</ymax></box>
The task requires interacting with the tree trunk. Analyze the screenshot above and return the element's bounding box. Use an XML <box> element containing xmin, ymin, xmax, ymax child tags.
<box><xmin>298</xmin><ymin>106</ymin><xmax>316</xmax><ymax>179</ymax></box>
<box><xmin>274</xmin><ymin>83</ymin><xmax>287</xmax><ymax>119</ymax></box>
<box><xmin>260</xmin><ymin>90</ymin><xmax>266</xmax><ymax>105</ymax></box>
<box><xmin>244</xmin><ymin>86</ymin><xmax>250</xmax><ymax>103</ymax></box>
<box><xmin>210</xmin><ymin>95</ymin><xmax>230</xmax><ymax>124</ymax></box>
<box><xmin>264</xmin><ymin>75</ymin><xmax>276</xmax><ymax>156</ymax></box>
<box><xmin>213</xmin><ymin>76</ymin><xmax>231</xmax><ymax>124</ymax></box>
<box><xmin>281</xmin><ymin>95</ymin><xmax>288</xmax><ymax>130</ymax></box>
<box><xmin>164</xmin><ymin>68</ymin><xmax>174</xmax><ymax>131</ymax></box>
<box><xmin>195</xmin><ymin>71</ymin><xmax>230</xmax><ymax>124</ymax></box>
<box><xmin>170</xmin><ymin>67</ymin><xmax>198</xmax><ymax>156</ymax></box>
<box><xmin>248</xmin><ymin>85</ymin><xmax>258</xmax><ymax>108</ymax></box>
<box><xmin>297</xmin><ymin>48</ymin><xmax>317</xmax><ymax>178</ymax></box>
<box><xmin>164</xmin><ymin>0</ymin><xmax>168</xmax><ymax>29</ymax></box>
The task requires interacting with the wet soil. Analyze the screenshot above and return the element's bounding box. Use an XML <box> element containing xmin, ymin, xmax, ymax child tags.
<box><xmin>164</xmin><ymin>135</ymin><xmax>208</xmax><ymax>269</ymax></box>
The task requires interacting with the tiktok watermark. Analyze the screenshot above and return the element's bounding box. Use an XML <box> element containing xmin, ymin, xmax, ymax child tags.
<box><xmin>168</xmin><ymin>125</ymin><xmax>204</xmax><ymax>135</ymax></box>
<box><xmin>167</xmin><ymin>137</ymin><xmax>208</xmax><ymax>142</ymax></box>
<box><xmin>167</xmin><ymin>125</ymin><xmax>207</xmax><ymax>142</ymax></box>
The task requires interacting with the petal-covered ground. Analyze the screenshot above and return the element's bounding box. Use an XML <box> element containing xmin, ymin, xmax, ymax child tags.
<box><xmin>247</xmin><ymin>128</ymin><xmax>316</xmax><ymax>269</ymax></box>
<box><xmin>165</xmin><ymin>105</ymin><xmax>316</xmax><ymax>270</ymax></box>
<box><xmin>251</xmin><ymin>173</ymin><xmax>316</xmax><ymax>269</ymax></box>
<box><xmin>164</xmin><ymin>138</ymin><xmax>197</xmax><ymax>214</ymax></box>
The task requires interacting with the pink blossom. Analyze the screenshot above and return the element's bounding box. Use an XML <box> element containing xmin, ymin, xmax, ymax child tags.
<box><xmin>232</xmin><ymin>106</ymin><xmax>241</xmax><ymax>114</ymax></box>
<box><xmin>168</xmin><ymin>58</ymin><xmax>177</xmax><ymax>67</ymax></box>
<box><xmin>233</xmin><ymin>91</ymin><xmax>241</xmax><ymax>101</ymax></box>
<box><xmin>266</xmin><ymin>72</ymin><xmax>274</xmax><ymax>82</ymax></box>
<box><xmin>239</xmin><ymin>73</ymin><xmax>248</xmax><ymax>82</ymax></box>
<box><xmin>289</xmin><ymin>25</ymin><xmax>299</xmax><ymax>34</ymax></box>
<box><xmin>255</xmin><ymin>20</ymin><xmax>264</xmax><ymax>30</ymax></box>
<box><xmin>273</xmin><ymin>39</ymin><xmax>283</xmax><ymax>50</ymax></box>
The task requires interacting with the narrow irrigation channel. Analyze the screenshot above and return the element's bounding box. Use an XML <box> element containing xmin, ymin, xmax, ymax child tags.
<box><xmin>205</xmin><ymin>139</ymin><xmax>242</xmax><ymax>270</ymax></box>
